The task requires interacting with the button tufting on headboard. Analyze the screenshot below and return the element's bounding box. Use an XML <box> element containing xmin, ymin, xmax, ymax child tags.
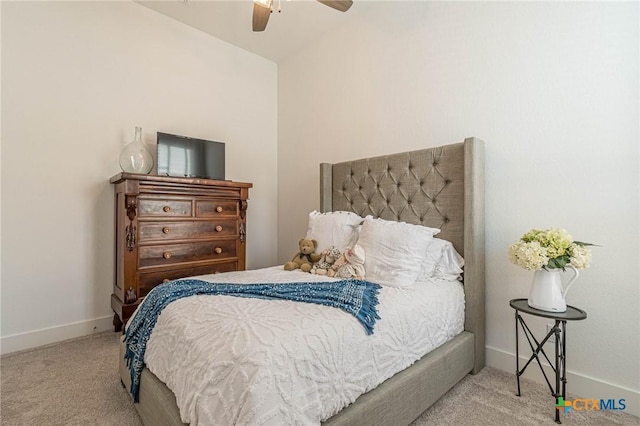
<box><xmin>328</xmin><ymin>144</ymin><xmax>465</xmax><ymax>254</ymax></box>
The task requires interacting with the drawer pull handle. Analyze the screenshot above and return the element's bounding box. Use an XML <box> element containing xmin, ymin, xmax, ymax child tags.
<box><xmin>163</xmin><ymin>251</ymin><xmax>172</xmax><ymax>259</ymax></box>
<box><xmin>216</xmin><ymin>206</ymin><xmax>223</xmax><ymax>213</ymax></box>
<box><xmin>162</xmin><ymin>278</ymin><xmax>170</xmax><ymax>283</ymax></box>
<box><xmin>215</xmin><ymin>225</ymin><xmax>223</xmax><ymax>232</ymax></box>
<box><xmin>214</xmin><ymin>247</ymin><xmax>223</xmax><ymax>254</ymax></box>
<box><xmin>163</xmin><ymin>206</ymin><xmax>171</xmax><ymax>213</ymax></box>
<box><xmin>162</xmin><ymin>227</ymin><xmax>170</xmax><ymax>234</ymax></box>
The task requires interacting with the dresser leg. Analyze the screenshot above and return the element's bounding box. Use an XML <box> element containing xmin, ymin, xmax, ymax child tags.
<box><xmin>113</xmin><ymin>313</ymin><xmax>123</xmax><ymax>333</ymax></box>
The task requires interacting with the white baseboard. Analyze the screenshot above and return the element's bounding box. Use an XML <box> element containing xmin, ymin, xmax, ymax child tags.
<box><xmin>0</xmin><ymin>315</ymin><xmax>115</xmax><ymax>355</ymax></box>
<box><xmin>486</xmin><ymin>345</ymin><xmax>640</xmax><ymax>418</ymax></box>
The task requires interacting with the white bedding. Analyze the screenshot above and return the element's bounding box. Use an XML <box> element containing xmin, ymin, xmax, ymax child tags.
<box><xmin>140</xmin><ymin>266</ymin><xmax>465</xmax><ymax>425</ymax></box>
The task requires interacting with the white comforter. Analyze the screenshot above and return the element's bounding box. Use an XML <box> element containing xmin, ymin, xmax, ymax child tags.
<box><xmin>141</xmin><ymin>266</ymin><xmax>465</xmax><ymax>425</ymax></box>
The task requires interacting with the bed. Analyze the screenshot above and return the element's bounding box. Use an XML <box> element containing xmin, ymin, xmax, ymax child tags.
<box><xmin>119</xmin><ymin>137</ymin><xmax>485</xmax><ymax>425</ymax></box>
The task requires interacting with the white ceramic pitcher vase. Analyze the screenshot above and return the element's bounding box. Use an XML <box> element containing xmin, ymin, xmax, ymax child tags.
<box><xmin>527</xmin><ymin>265</ymin><xmax>579</xmax><ymax>313</ymax></box>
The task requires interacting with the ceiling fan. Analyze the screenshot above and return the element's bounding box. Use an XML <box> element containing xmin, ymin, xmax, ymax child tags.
<box><xmin>252</xmin><ymin>0</ymin><xmax>353</xmax><ymax>32</ymax></box>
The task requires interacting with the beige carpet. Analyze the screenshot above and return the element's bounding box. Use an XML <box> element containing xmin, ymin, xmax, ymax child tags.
<box><xmin>1</xmin><ymin>331</ymin><xmax>638</xmax><ymax>426</ymax></box>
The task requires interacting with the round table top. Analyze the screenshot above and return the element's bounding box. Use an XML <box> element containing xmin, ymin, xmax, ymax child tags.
<box><xmin>509</xmin><ymin>298</ymin><xmax>587</xmax><ymax>321</ymax></box>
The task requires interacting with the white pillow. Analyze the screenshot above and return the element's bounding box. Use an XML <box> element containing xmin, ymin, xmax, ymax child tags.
<box><xmin>357</xmin><ymin>216</ymin><xmax>440</xmax><ymax>288</ymax></box>
<box><xmin>305</xmin><ymin>210</ymin><xmax>364</xmax><ymax>253</ymax></box>
<box><xmin>419</xmin><ymin>238</ymin><xmax>465</xmax><ymax>282</ymax></box>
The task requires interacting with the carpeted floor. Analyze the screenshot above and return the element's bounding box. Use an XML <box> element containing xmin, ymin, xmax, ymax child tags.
<box><xmin>1</xmin><ymin>331</ymin><xmax>638</xmax><ymax>425</ymax></box>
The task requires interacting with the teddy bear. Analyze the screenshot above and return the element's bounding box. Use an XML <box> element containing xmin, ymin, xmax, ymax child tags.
<box><xmin>284</xmin><ymin>238</ymin><xmax>322</xmax><ymax>272</ymax></box>
<box><xmin>331</xmin><ymin>244</ymin><xmax>366</xmax><ymax>279</ymax></box>
<box><xmin>310</xmin><ymin>246</ymin><xmax>341</xmax><ymax>275</ymax></box>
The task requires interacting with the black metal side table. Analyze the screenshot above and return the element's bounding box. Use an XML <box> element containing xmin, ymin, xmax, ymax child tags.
<box><xmin>510</xmin><ymin>298</ymin><xmax>587</xmax><ymax>424</ymax></box>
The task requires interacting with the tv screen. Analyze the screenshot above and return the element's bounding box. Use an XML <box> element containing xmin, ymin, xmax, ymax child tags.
<box><xmin>156</xmin><ymin>132</ymin><xmax>225</xmax><ymax>180</ymax></box>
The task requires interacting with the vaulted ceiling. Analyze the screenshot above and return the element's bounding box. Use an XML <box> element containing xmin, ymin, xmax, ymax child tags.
<box><xmin>138</xmin><ymin>0</ymin><xmax>372</xmax><ymax>62</ymax></box>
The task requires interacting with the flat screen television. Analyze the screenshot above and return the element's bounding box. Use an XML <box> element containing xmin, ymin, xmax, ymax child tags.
<box><xmin>156</xmin><ymin>132</ymin><xmax>225</xmax><ymax>180</ymax></box>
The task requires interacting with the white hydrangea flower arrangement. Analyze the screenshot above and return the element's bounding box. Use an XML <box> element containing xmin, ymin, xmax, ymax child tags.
<box><xmin>508</xmin><ymin>228</ymin><xmax>595</xmax><ymax>271</ymax></box>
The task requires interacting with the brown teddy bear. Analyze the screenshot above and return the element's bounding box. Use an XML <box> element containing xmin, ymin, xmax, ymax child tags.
<box><xmin>284</xmin><ymin>238</ymin><xmax>322</xmax><ymax>272</ymax></box>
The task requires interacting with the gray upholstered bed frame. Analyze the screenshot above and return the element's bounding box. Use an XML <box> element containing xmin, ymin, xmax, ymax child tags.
<box><xmin>119</xmin><ymin>137</ymin><xmax>485</xmax><ymax>425</ymax></box>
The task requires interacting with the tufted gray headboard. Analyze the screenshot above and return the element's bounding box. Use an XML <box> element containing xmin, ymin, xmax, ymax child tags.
<box><xmin>319</xmin><ymin>137</ymin><xmax>485</xmax><ymax>373</ymax></box>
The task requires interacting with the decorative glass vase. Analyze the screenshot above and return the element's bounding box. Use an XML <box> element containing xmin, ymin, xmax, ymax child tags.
<box><xmin>527</xmin><ymin>265</ymin><xmax>579</xmax><ymax>313</ymax></box>
<box><xmin>119</xmin><ymin>126</ymin><xmax>153</xmax><ymax>174</ymax></box>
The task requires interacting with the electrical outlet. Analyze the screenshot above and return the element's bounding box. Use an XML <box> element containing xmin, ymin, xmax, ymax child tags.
<box><xmin>546</xmin><ymin>323</ymin><xmax>555</xmax><ymax>343</ymax></box>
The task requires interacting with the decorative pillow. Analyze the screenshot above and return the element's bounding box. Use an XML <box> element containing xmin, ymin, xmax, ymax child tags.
<box><xmin>419</xmin><ymin>238</ymin><xmax>465</xmax><ymax>282</ymax></box>
<box><xmin>356</xmin><ymin>216</ymin><xmax>440</xmax><ymax>288</ymax></box>
<box><xmin>305</xmin><ymin>210</ymin><xmax>364</xmax><ymax>253</ymax></box>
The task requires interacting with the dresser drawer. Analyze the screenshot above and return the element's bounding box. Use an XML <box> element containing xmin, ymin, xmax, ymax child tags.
<box><xmin>196</xmin><ymin>200</ymin><xmax>238</xmax><ymax>217</ymax></box>
<box><xmin>137</xmin><ymin>261</ymin><xmax>238</xmax><ymax>298</ymax></box>
<box><xmin>139</xmin><ymin>240</ymin><xmax>237</xmax><ymax>268</ymax></box>
<box><xmin>138</xmin><ymin>220</ymin><xmax>238</xmax><ymax>242</ymax></box>
<box><xmin>139</xmin><ymin>198</ymin><xmax>192</xmax><ymax>217</ymax></box>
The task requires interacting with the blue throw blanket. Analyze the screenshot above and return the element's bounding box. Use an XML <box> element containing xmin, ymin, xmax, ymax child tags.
<box><xmin>123</xmin><ymin>278</ymin><xmax>382</xmax><ymax>402</ymax></box>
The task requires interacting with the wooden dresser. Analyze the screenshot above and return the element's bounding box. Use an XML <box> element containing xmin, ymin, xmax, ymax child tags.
<box><xmin>110</xmin><ymin>173</ymin><xmax>252</xmax><ymax>331</ymax></box>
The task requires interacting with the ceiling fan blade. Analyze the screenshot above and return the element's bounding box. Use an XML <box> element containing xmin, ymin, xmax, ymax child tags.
<box><xmin>252</xmin><ymin>2</ymin><xmax>271</xmax><ymax>32</ymax></box>
<box><xmin>317</xmin><ymin>0</ymin><xmax>353</xmax><ymax>12</ymax></box>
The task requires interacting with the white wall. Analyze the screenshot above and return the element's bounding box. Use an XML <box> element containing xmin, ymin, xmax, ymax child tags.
<box><xmin>278</xmin><ymin>1</ymin><xmax>639</xmax><ymax>414</ymax></box>
<box><xmin>1</xmin><ymin>1</ymin><xmax>278</xmax><ymax>352</ymax></box>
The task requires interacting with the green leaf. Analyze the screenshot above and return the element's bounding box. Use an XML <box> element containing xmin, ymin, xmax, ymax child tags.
<box><xmin>547</xmin><ymin>256</ymin><xmax>570</xmax><ymax>270</ymax></box>
<box><xmin>556</xmin><ymin>256</ymin><xmax>569</xmax><ymax>269</ymax></box>
<box><xmin>574</xmin><ymin>241</ymin><xmax>600</xmax><ymax>247</ymax></box>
